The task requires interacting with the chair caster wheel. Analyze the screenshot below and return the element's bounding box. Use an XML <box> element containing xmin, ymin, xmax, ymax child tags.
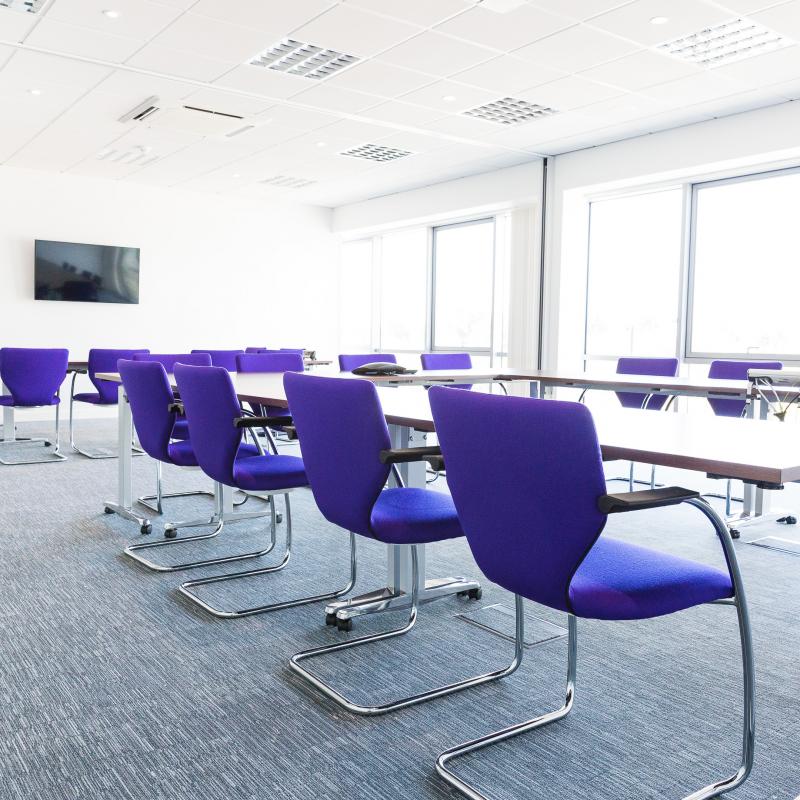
<box><xmin>730</xmin><ymin>528</ymin><xmax>741</xmax><ymax>539</ymax></box>
<box><xmin>778</xmin><ymin>515</ymin><xmax>797</xmax><ymax>525</ymax></box>
<box><xmin>164</xmin><ymin>526</ymin><xmax>177</xmax><ymax>539</ymax></box>
<box><xmin>44</xmin><ymin>441</ymin><xmax>52</xmax><ymax>447</ymax></box>
<box><xmin>277</xmin><ymin>514</ymin><xmax>283</xmax><ymax>524</ymax></box>
<box><xmin>458</xmin><ymin>588</ymin><xmax>482</xmax><ymax>600</ymax></box>
<box><xmin>325</xmin><ymin>612</ymin><xmax>337</xmax><ymax>627</ymax></box>
<box><xmin>104</xmin><ymin>507</ymin><xmax>114</xmax><ymax>514</ymax></box>
<box><xmin>336</xmin><ymin>618</ymin><xmax>353</xmax><ymax>632</ymax></box>
<box><xmin>140</xmin><ymin>523</ymin><xmax>153</xmax><ymax>535</ymax></box>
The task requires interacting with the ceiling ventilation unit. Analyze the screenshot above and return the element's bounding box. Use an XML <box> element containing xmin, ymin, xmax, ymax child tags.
<box><xmin>118</xmin><ymin>96</ymin><xmax>161</xmax><ymax>124</ymax></box>
<box><xmin>119</xmin><ymin>97</ymin><xmax>259</xmax><ymax>138</ymax></box>
<box><xmin>657</xmin><ymin>18</ymin><xmax>791</xmax><ymax>68</ymax></box>
<box><xmin>249</xmin><ymin>39</ymin><xmax>359</xmax><ymax>80</ymax></box>
<box><xmin>463</xmin><ymin>97</ymin><xmax>558</xmax><ymax>125</ymax></box>
<box><xmin>339</xmin><ymin>143</ymin><xmax>413</xmax><ymax>163</ymax></box>
<box><xmin>260</xmin><ymin>175</ymin><xmax>317</xmax><ymax>189</ymax></box>
<box><xmin>0</xmin><ymin>0</ymin><xmax>50</xmax><ymax>13</ymax></box>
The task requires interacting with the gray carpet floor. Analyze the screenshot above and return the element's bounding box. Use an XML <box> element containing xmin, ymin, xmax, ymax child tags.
<box><xmin>2</xmin><ymin>420</ymin><xmax>800</xmax><ymax>800</ymax></box>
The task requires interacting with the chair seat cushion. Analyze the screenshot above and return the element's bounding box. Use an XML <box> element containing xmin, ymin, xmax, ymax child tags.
<box><xmin>73</xmin><ymin>392</ymin><xmax>115</xmax><ymax>405</ymax></box>
<box><xmin>370</xmin><ymin>488</ymin><xmax>463</xmax><ymax>544</ymax></box>
<box><xmin>568</xmin><ymin>536</ymin><xmax>733</xmax><ymax>621</ymax></box>
<box><xmin>0</xmin><ymin>395</ymin><xmax>59</xmax><ymax>407</ymax></box>
<box><xmin>233</xmin><ymin>454</ymin><xmax>307</xmax><ymax>491</ymax></box>
<box><xmin>171</xmin><ymin>419</ymin><xmax>190</xmax><ymax>440</ymax></box>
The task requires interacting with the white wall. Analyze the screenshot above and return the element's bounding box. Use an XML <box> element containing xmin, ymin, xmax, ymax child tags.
<box><xmin>543</xmin><ymin>100</ymin><xmax>800</xmax><ymax>372</ymax></box>
<box><xmin>0</xmin><ymin>165</ymin><xmax>339</xmax><ymax>419</ymax></box>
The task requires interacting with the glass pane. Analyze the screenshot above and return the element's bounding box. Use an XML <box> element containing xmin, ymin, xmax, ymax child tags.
<box><xmin>433</xmin><ymin>220</ymin><xmax>494</xmax><ymax>350</ymax></box>
<box><xmin>691</xmin><ymin>170</ymin><xmax>800</xmax><ymax>357</ymax></box>
<box><xmin>340</xmin><ymin>240</ymin><xmax>373</xmax><ymax>351</ymax></box>
<box><xmin>586</xmin><ymin>189</ymin><xmax>682</xmax><ymax>357</ymax></box>
<box><xmin>379</xmin><ymin>229</ymin><xmax>428</xmax><ymax>351</ymax></box>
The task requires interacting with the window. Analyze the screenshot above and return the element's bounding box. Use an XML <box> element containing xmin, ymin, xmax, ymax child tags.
<box><xmin>339</xmin><ymin>240</ymin><xmax>374</xmax><ymax>351</ymax></box>
<box><xmin>432</xmin><ymin>219</ymin><xmax>495</xmax><ymax>351</ymax></box>
<box><xmin>689</xmin><ymin>168</ymin><xmax>800</xmax><ymax>359</ymax></box>
<box><xmin>585</xmin><ymin>189</ymin><xmax>683</xmax><ymax>359</ymax></box>
<box><xmin>378</xmin><ymin>228</ymin><xmax>428</xmax><ymax>351</ymax></box>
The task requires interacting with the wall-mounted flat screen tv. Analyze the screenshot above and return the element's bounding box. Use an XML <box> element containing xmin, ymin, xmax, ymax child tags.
<box><xmin>34</xmin><ymin>239</ymin><xmax>140</xmax><ymax>304</ymax></box>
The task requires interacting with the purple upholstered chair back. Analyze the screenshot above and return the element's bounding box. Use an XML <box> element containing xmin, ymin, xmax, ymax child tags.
<box><xmin>615</xmin><ymin>357</ymin><xmax>679</xmax><ymax>411</ymax></box>
<box><xmin>118</xmin><ymin>360</ymin><xmax>177</xmax><ymax>463</ymax></box>
<box><xmin>236</xmin><ymin>353</ymin><xmax>304</xmax><ymax>374</ymax></box>
<box><xmin>430</xmin><ymin>387</ymin><xmax>608</xmax><ymax>613</ymax></box>
<box><xmin>87</xmin><ymin>348</ymin><xmax>148</xmax><ymax>403</ymax></box>
<box><xmin>191</xmin><ymin>350</ymin><xmax>244</xmax><ymax>371</ymax></box>
<box><xmin>338</xmin><ymin>353</ymin><xmax>397</xmax><ymax>371</ymax></box>
<box><xmin>708</xmin><ymin>359</ymin><xmax>782</xmax><ymax>418</ymax></box>
<box><xmin>0</xmin><ymin>348</ymin><xmax>69</xmax><ymax>406</ymax></box>
<box><xmin>421</xmin><ymin>352</ymin><xmax>473</xmax><ymax>390</ymax></box>
<box><xmin>284</xmin><ymin>372</ymin><xmax>391</xmax><ymax>537</ymax></box>
<box><xmin>245</xmin><ymin>347</ymin><xmax>266</xmax><ymax>353</ymax></box>
<box><xmin>174</xmin><ymin>364</ymin><xmax>246</xmax><ymax>486</ymax></box>
<box><xmin>132</xmin><ymin>352</ymin><xmax>212</xmax><ymax>370</ymax></box>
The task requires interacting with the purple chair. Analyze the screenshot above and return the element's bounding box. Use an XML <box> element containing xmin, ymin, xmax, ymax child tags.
<box><xmin>191</xmin><ymin>350</ymin><xmax>244</xmax><ymax>371</ymax></box>
<box><xmin>707</xmin><ymin>360</ymin><xmax>782</xmax><ymax>518</ymax></box>
<box><xmin>0</xmin><ymin>348</ymin><xmax>69</xmax><ymax>465</ymax></box>
<box><xmin>68</xmin><ymin>348</ymin><xmax>148</xmax><ymax>458</ymax></box>
<box><xmin>245</xmin><ymin>347</ymin><xmax>266</xmax><ymax>353</ymax></box>
<box><xmin>113</xmin><ymin>359</ymin><xmax>218</xmax><ymax>537</ymax></box>
<box><xmin>429</xmin><ymin>387</ymin><xmax>754</xmax><ymax>800</ymax></box>
<box><xmin>236</xmin><ymin>352</ymin><xmax>305</xmax><ymax>435</ymax></box>
<box><xmin>285</xmin><ymin>372</ymin><xmax>511</xmax><ymax>716</ymax></box>
<box><xmin>173</xmin><ymin>364</ymin><xmax>334</xmax><ymax>618</ymax></box>
<box><xmin>421</xmin><ymin>352</ymin><xmax>474</xmax><ymax>390</ymax></box>
<box><xmin>338</xmin><ymin>353</ymin><xmax>396</xmax><ymax>372</ymax></box>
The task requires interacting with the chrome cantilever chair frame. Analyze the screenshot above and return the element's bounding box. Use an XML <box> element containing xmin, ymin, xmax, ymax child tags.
<box><xmin>289</xmin><ymin>544</ymin><xmax>521</xmax><ymax>716</ymax></box>
<box><xmin>435</xmin><ymin>497</ymin><xmax>755</xmax><ymax>800</ymax></box>
<box><xmin>0</xmin><ymin>393</ymin><xmax>66</xmax><ymax>465</ymax></box>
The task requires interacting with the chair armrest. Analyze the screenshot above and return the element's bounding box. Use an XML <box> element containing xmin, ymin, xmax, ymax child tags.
<box><xmin>168</xmin><ymin>401</ymin><xmax>185</xmax><ymax>414</ymax></box>
<box><xmin>234</xmin><ymin>415</ymin><xmax>293</xmax><ymax>429</ymax></box>
<box><xmin>380</xmin><ymin>446</ymin><xmax>444</xmax><ymax>470</ymax></box>
<box><xmin>598</xmin><ymin>486</ymin><xmax>700</xmax><ymax>514</ymax></box>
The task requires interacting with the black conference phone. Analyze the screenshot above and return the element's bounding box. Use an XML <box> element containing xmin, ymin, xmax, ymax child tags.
<box><xmin>352</xmin><ymin>362</ymin><xmax>417</xmax><ymax>376</ymax></box>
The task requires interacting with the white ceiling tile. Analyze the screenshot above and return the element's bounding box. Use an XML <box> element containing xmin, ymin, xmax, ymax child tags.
<box><xmin>579</xmin><ymin>49</ymin><xmax>701</xmax><ymax>91</ymax></box>
<box><xmin>358</xmin><ymin>99</ymin><xmax>444</xmax><ymax>125</ymax></box>
<box><xmin>397</xmin><ymin>79</ymin><xmax>497</xmax><ymax>113</ymax></box>
<box><xmin>0</xmin><ymin>43</ymin><xmax>14</xmax><ymax>69</ymax></box>
<box><xmin>216</xmin><ymin>121</ymin><xmax>307</xmax><ymax>150</ymax></box>
<box><xmin>529</xmin><ymin>0</ymin><xmax>638</xmax><ymax>21</ymax></box>
<box><xmin>419</xmin><ymin>112</ymin><xmax>504</xmax><ymax>138</ymax></box>
<box><xmin>344</xmin><ymin>0</ymin><xmax>470</xmax><ymax>27</ymax></box>
<box><xmin>144</xmin><ymin>0</ymin><xmax>195</xmax><ymax>7</ymax></box>
<box><xmin>182</xmin><ymin>87</ymin><xmax>272</xmax><ymax>117</ymax></box>
<box><xmin>326</xmin><ymin>60</ymin><xmax>434</xmax><ymax>97</ymax></box>
<box><xmin>580</xmin><ymin>91</ymin><xmax>667</xmax><ymax>122</ymax></box>
<box><xmin>46</xmin><ymin>0</ymin><xmax>183</xmax><ymax>40</ymax></box>
<box><xmin>643</xmin><ymin>72</ymin><xmax>745</xmax><ymax>106</ymax></box>
<box><xmin>24</xmin><ymin>18</ymin><xmax>145</xmax><ymax>62</ymax></box>
<box><xmin>751</xmin><ymin>2</ymin><xmax>800</xmax><ymax>40</ymax></box>
<box><xmin>380</xmin><ymin>31</ymin><xmax>497</xmax><ymax>75</ymax></box>
<box><xmin>519</xmin><ymin>75</ymin><xmax>622</xmax><ymax>110</ymax></box>
<box><xmin>716</xmin><ymin>0</ymin><xmax>794</xmax><ymax>14</ymax></box>
<box><xmin>711</xmin><ymin>44</ymin><xmax>800</xmax><ymax>87</ymax></box>
<box><xmin>291</xmin><ymin>82</ymin><xmax>380</xmax><ymax>112</ymax></box>
<box><xmin>213</xmin><ymin>64</ymin><xmax>308</xmax><ymax>98</ymax></box>
<box><xmin>96</xmin><ymin>69</ymin><xmax>196</xmax><ymax>104</ymax></box>
<box><xmin>698</xmin><ymin>87</ymin><xmax>789</xmax><ymax>117</ymax></box>
<box><xmin>373</xmin><ymin>130</ymin><xmax>448</xmax><ymax>152</ymax></box>
<box><xmin>315</xmin><ymin>118</ymin><xmax>395</xmax><ymax>141</ymax></box>
<box><xmin>0</xmin><ymin>48</ymin><xmax>112</xmax><ymax>89</ymax></box>
<box><xmin>258</xmin><ymin>104</ymin><xmax>339</xmax><ymax>130</ymax></box>
<box><xmin>434</xmin><ymin>4</ymin><xmax>572</xmax><ymax>52</ymax></box>
<box><xmin>588</xmin><ymin>0</ymin><xmax>732</xmax><ymax>47</ymax></box>
<box><xmin>127</xmin><ymin>44</ymin><xmax>235</xmax><ymax>82</ymax></box>
<box><xmin>290</xmin><ymin>4</ymin><xmax>421</xmax><ymax>58</ymax></box>
<box><xmin>513</xmin><ymin>24</ymin><xmax>638</xmax><ymax>72</ymax></box>
<box><xmin>0</xmin><ymin>6</ymin><xmax>38</xmax><ymax>42</ymax></box>
<box><xmin>275</xmin><ymin>129</ymin><xmax>382</xmax><ymax>158</ymax></box>
<box><xmin>190</xmin><ymin>0</ymin><xmax>337</xmax><ymax>33</ymax></box>
<box><xmin>488</xmin><ymin>111</ymin><xmax>600</xmax><ymax>147</ymax></box>
<box><xmin>769</xmin><ymin>75</ymin><xmax>800</xmax><ymax>98</ymax></box>
<box><xmin>452</xmin><ymin>55</ymin><xmax>566</xmax><ymax>94</ymax></box>
<box><xmin>149</xmin><ymin>12</ymin><xmax>273</xmax><ymax>63</ymax></box>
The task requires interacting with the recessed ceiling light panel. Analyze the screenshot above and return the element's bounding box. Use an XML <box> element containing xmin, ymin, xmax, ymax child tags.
<box><xmin>249</xmin><ymin>38</ymin><xmax>359</xmax><ymax>80</ymax></box>
<box><xmin>463</xmin><ymin>97</ymin><xmax>558</xmax><ymax>125</ymax></box>
<box><xmin>339</xmin><ymin>143</ymin><xmax>414</xmax><ymax>163</ymax></box>
<box><xmin>0</xmin><ymin>0</ymin><xmax>50</xmax><ymax>13</ymax></box>
<box><xmin>260</xmin><ymin>175</ymin><xmax>317</xmax><ymax>188</ymax></box>
<box><xmin>657</xmin><ymin>18</ymin><xmax>792</xmax><ymax>68</ymax></box>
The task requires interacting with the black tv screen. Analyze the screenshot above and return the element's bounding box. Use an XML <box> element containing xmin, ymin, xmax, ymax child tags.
<box><xmin>34</xmin><ymin>239</ymin><xmax>140</xmax><ymax>304</ymax></box>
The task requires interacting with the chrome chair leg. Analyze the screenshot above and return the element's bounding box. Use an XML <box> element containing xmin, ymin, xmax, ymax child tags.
<box><xmin>124</xmin><ymin>489</ymin><xmax>279</xmax><ymax>573</ymax></box>
<box><xmin>0</xmin><ymin>403</ymin><xmax>67</xmax><ymax>465</ymax></box>
<box><xmin>136</xmin><ymin>461</ymin><xmax>217</xmax><ymax>515</ymax></box>
<box><xmin>289</xmin><ymin>545</ymin><xmax>522</xmax><ymax>716</ymax></box>
<box><xmin>179</xmin><ymin>496</ymin><xmax>358</xmax><ymax>618</ymax></box>
<box><xmin>437</xmin><ymin>500</ymin><xmax>755</xmax><ymax>800</ymax></box>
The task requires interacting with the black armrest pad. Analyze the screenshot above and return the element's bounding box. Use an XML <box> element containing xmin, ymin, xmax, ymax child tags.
<box><xmin>168</xmin><ymin>401</ymin><xmax>184</xmax><ymax>414</ymax></box>
<box><xmin>234</xmin><ymin>415</ymin><xmax>293</xmax><ymax>429</ymax></box>
<box><xmin>380</xmin><ymin>446</ymin><xmax>442</xmax><ymax>465</ymax></box>
<box><xmin>598</xmin><ymin>486</ymin><xmax>700</xmax><ymax>514</ymax></box>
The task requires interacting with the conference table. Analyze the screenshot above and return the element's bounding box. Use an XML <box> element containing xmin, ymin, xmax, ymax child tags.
<box><xmin>96</xmin><ymin>367</ymin><xmax>800</xmax><ymax>624</ymax></box>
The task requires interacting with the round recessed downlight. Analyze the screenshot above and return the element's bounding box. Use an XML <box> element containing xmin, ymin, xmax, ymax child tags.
<box><xmin>102</xmin><ymin>9</ymin><xmax>121</xmax><ymax>19</ymax></box>
<box><xmin>442</xmin><ymin>95</ymin><xmax>457</xmax><ymax>103</ymax></box>
<box><xmin>28</xmin><ymin>88</ymin><xmax>43</xmax><ymax>95</ymax></box>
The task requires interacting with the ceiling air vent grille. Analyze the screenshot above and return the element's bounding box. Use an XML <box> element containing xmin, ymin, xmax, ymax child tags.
<box><xmin>260</xmin><ymin>175</ymin><xmax>317</xmax><ymax>189</ymax></box>
<box><xmin>340</xmin><ymin>143</ymin><xmax>413</xmax><ymax>163</ymax></box>
<box><xmin>249</xmin><ymin>39</ymin><xmax>359</xmax><ymax>80</ymax></box>
<box><xmin>463</xmin><ymin>97</ymin><xmax>558</xmax><ymax>125</ymax></box>
<box><xmin>96</xmin><ymin>146</ymin><xmax>159</xmax><ymax>167</ymax></box>
<box><xmin>657</xmin><ymin>18</ymin><xmax>791</xmax><ymax>67</ymax></box>
<box><xmin>0</xmin><ymin>0</ymin><xmax>50</xmax><ymax>13</ymax></box>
